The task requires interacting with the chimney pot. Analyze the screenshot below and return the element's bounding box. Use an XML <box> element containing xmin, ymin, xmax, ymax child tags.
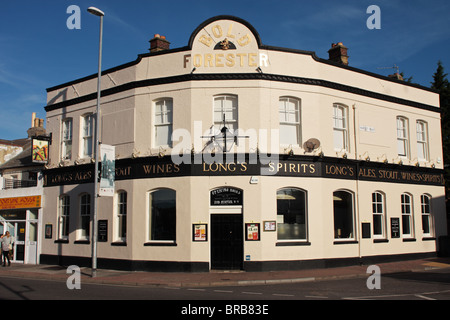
<box><xmin>328</xmin><ymin>42</ymin><xmax>349</xmax><ymax>66</ymax></box>
<box><xmin>149</xmin><ymin>34</ymin><xmax>170</xmax><ymax>53</ymax></box>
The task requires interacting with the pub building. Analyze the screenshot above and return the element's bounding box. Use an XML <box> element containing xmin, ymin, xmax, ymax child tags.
<box><xmin>41</xmin><ymin>16</ymin><xmax>446</xmax><ymax>272</ymax></box>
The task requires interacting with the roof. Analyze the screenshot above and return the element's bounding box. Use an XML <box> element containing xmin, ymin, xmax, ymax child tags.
<box><xmin>0</xmin><ymin>140</ymin><xmax>44</xmax><ymax>171</ymax></box>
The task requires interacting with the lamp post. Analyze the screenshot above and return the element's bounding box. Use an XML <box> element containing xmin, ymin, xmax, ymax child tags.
<box><xmin>87</xmin><ymin>6</ymin><xmax>104</xmax><ymax>278</ymax></box>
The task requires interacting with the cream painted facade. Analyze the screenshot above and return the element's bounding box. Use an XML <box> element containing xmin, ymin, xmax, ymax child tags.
<box><xmin>41</xmin><ymin>16</ymin><xmax>446</xmax><ymax>271</ymax></box>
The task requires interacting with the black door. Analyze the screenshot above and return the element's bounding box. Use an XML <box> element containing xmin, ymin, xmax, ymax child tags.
<box><xmin>211</xmin><ymin>214</ymin><xmax>243</xmax><ymax>270</ymax></box>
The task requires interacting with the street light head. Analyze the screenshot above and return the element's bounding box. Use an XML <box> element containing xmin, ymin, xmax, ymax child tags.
<box><xmin>87</xmin><ymin>6</ymin><xmax>105</xmax><ymax>17</ymax></box>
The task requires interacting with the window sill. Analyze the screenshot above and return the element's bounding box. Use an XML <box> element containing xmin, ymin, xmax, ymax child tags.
<box><xmin>333</xmin><ymin>240</ymin><xmax>358</xmax><ymax>245</ymax></box>
<box><xmin>276</xmin><ymin>241</ymin><xmax>311</xmax><ymax>246</ymax></box>
<box><xmin>74</xmin><ymin>240</ymin><xmax>90</xmax><ymax>245</ymax></box>
<box><xmin>54</xmin><ymin>239</ymin><xmax>69</xmax><ymax>244</ymax></box>
<box><xmin>144</xmin><ymin>242</ymin><xmax>177</xmax><ymax>246</ymax></box>
<box><xmin>111</xmin><ymin>241</ymin><xmax>127</xmax><ymax>246</ymax></box>
<box><xmin>373</xmin><ymin>238</ymin><xmax>389</xmax><ymax>243</ymax></box>
<box><xmin>402</xmin><ymin>238</ymin><xmax>416</xmax><ymax>242</ymax></box>
<box><xmin>422</xmin><ymin>237</ymin><xmax>436</xmax><ymax>241</ymax></box>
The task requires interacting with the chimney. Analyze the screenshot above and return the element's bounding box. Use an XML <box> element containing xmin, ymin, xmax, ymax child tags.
<box><xmin>149</xmin><ymin>34</ymin><xmax>170</xmax><ymax>53</ymax></box>
<box><xmin>388</xmin><ymin>73</ymin><xmax>404</xmax><ymax>81</ymax></box>
<box><xmin>328</xmin><ymin>42</ymin><xmax>349</xmax><ymax>66</ymax></box>
<box><xmin>27</xmin><ymin>113</ymin><xmax>46</xmax><ymax>138</ymax></box>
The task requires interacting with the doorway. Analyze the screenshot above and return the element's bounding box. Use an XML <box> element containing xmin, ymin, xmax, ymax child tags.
<box><xmin>210</xmin><ymin>214</ymin><xmax>243</xmax><ymax>270</ymax></box>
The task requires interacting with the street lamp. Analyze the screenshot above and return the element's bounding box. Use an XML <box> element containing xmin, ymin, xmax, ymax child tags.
<box><xmin>87</xmin><ymin>6</ymin><xmax>104</xmax><ymax>278</ymax></box>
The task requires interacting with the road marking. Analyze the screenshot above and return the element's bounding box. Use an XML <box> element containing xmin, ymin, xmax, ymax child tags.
<box><xmin>214</xmin><ymin>290</ymin><xmax>233</xmax><ymax>293</ymax></box>
<box><xmin>242</xmin><ymin>291</ymin><xmax>262</xmax><ymax>295</ymax></box>
<box><xmin>273</xmin><ymin>293</ymin><xmax>294</xmax><ymax>297</ymax></box>
<box><xmin>305</xmin><ymin>295</ymin><xmax>328</xmax><ymax>299</ymax></box>
<box><xmin>415</xmin><ymin>294</ymin><xmax>436</xmax><ymax>300</ymax></box>
<box><xmin>187</xmin><ymin>288</ymin><xmax>206</xmax><ymax>291</ymax></box>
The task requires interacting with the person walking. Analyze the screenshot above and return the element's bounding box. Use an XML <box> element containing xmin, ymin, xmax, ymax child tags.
<box><xmin>1</xmin><ymin>231</ymin><xmax>13</xmax><ymax>267</ymax></box>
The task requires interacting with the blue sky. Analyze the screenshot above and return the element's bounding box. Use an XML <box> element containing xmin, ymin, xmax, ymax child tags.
<box><xmin>1</xmin><ymin>0</ymin><xmax>449</xmax><ymax>140</ymax></box>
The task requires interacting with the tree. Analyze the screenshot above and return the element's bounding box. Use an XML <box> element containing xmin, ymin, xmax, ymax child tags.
<box><xmin>431</xmin><ymin>60</ymin><xmax>450</xmax><ymax>234</ymax></box>
<box><xmin>431</xmin><ymin>61</ymin><xmax>450</xmax><ymax>168</ymax></box>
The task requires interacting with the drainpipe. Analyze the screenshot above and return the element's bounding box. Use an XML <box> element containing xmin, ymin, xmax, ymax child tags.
<box><xmin>353</xmin><ymin>104</ymin><xmax>362</xmax><ymax>264</ymax></box>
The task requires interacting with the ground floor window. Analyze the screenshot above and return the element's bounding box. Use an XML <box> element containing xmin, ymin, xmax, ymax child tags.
<box><xmin>421</xmin><ymin>194</ymin><xmax>433</xmax><ymax>237</ymax></box>
<box><xmin>333</xmin><ymin>190</ymin><xmax>355</xmax><ymax>240</ymax></box>
<box><xmin>276</xmin><ymin>188</ymin><xmax>307</xmax><ymax>241</ymax></box>
<box><xmin>372</xmin><ymin>192</ymin><xmax>386</xmax><ymax>238</ymax></box>
<box><xmin>149</xmin><ymin>189</ymin><xmax>176</xmax><ymax>241</ymax></box>
<box><xmin>401</xmin><ymin>193</ymin><xmax>414</xmax><ymax>237</ymax></box>
<box><xmin>79</xmin><ymin>193</ymin><xmax>91</xmax><ymax>240</ymax></box>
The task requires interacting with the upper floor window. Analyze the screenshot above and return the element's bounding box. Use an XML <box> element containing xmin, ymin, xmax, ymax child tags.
<box><xmin>154</xmin><ymin>99</ymin><xmax>173</xmax><ymax>148</ymax></box>
<box><xmin>81</xmin><ymin>114</ymin><xmax>95</xmax><ymax>158</ymax></box>
<box><xmin>397</xmin><ymin>117</ymin><xmax>409</xmax><ymax>158</ymax></box>
<box><xmin>277</xmin><ymin>188</ymin><xmax>307</xmax><ymax>241</ymax></box>
<box><xmin>61</xmin><ymin>118</ymin><xmax>73</xmax><ymax>160</ymax></box>
<box><xmin>279</xmin><ymin>97</ymin><xmax>301</xmax><ymax>146</ymax></box>
<box><xmin>421</xmin><ymin>194</ymin><xmax>433</xmax><ymax>236</ymax></box>
<box><xmin>214</xmin><ymin>95</ymin><xmax>238</xmax><ymax>133</ymax></box>
<box><xmin>416</xmin><ymin>120</ymin><xmax>429</xmax><ymax>161</ymax></box>
<box><xmin>333</xmin><ymin>104</ymin><xmax>348</xmax><ymax>152</ymax></box>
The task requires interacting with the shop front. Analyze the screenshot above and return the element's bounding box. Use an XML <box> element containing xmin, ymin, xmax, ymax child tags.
<box><xmin>0</xmin><ymin>196</ymin><xmax>41</xmax><ymax>264</ymax></box>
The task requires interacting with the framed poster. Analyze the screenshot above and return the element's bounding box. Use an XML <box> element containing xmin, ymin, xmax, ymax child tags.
<box><xmin>245</xmin><ymin>223</ymin><xmax>260</xmax><ymax>241</ymax></box>
<box><xmin>263</xmin><ymin>221</ymin><xmax>276</xmax><ymax>232</ymax></box>
<box><xmin>45</xmin><ymin>224</ymin><xmax>52</xmax><ymax>239</ymax></box>
<box><xmin>32</xmin><ymin>137</ymin><xmax>50</xmax><ymax>164</ymax></box>
<box><xmin>193</xmin><ymin>224</ymin><xmax>208</xmax><ymax>242</ymax></box>
<box><xmin>391</xmin><ymin>218</ymin><xmax>400</xmax><ymax>238</ymax></box>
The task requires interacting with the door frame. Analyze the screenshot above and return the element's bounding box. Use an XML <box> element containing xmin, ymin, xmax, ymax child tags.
<box><xmin>210</xmin><ymin>211</ymin><xmax>243</xmax><ymax>270</ymax></box>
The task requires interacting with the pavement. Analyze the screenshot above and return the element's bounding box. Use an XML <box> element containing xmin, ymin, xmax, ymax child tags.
<box><xmin>0</xmin><ymin>257</ymin><xmax>449</xmax><ymax>288</ymax></box>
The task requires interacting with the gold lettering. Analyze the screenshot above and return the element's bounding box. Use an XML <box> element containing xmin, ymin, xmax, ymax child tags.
<box><xmin>198</xmin><ymin>35</ymin><xmax>213</xmax><ymax>47</ymax></box>
<box><xmin>226</xmin><ymin>53</ymin><xmax>235</xmax><ymax>67</ymax></box>
<box><xmin>236</xmin><ymin>53</ymin><xmax>246</xmax><ymax>67</ymax></box>
<box><xmin>238</xmin><ymin>34</ymin><xmax>251</xmax><ymax>46</ymax></box>
<box><xmin>204</xmin><ymin>54</ymin><xmax>213</xmax><ymax>67</ymax></box>
<box><xmin>212</xmin><ymin>24</ymin><xmax>223</xmax><ymax>38</ymax></box>
<box><xmin>215</xmin><ymin>53</ymin><xmax>224</xmax><ymax>67</ymax></box>
<box><xmin>193</xmin><ymin>54</ymin><xmax>202</xmax><ymax>67</ymax></box>
<box><xmin>248</xmin><ymin>53</ymin><xmax>257</xmax><ymax>67</ymax></box>
<box><xmin>240</xmin><ymin>162</ymin><xmax>248</xmax><ymax>172</ymax></box>
<box><xmin>309</xmin><ymin>164</ymin><xmax>316</xmax><ymax>174</ymax></box>
<box><xmin>226</xmin><ymin>24</ymin><xmax>235</xmax><ymax>39</ymax></box>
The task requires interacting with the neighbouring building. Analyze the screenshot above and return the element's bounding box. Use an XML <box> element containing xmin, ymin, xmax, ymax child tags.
<box><xmin>41</xmin><ymin>16</ymin><xmax>446</xmax><ymax>272</ymax></box>
<box><xmin>0</xmin><ymin>114</ymin><xmax>47</xmax><ymax>264</ymax></box>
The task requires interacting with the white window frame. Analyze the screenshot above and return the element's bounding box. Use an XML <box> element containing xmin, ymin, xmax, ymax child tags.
<box><xmin>333</xmin><ymin>104</ymin><xmax>349</xmax><ymax>152</ymax></box>
<box><xmin>333</xmin><ymin>190</ymin><xmax>355</xmax><ymax>241</ymax></box>
<box><xmin>420</xmin><ymin>194</ymin><xmax>433</xmax><ymax>237</ymax></box>
<box><xmin>81</xmin><ymin>114</ymin><xmax>95</xmax><ymax>158</ymax></box>
<box><xmin>61</xmin><ymin>118</ymin><xmax>73</xmax><ymax>160</ymax></box>
<box><xmin>115</xmin><ymin>190</ymin><xmax>127</xmax><ymax>242</ymax></box>
<box><xmin>401</xmin><ymin>193</ymin><xmax>414</xmax><ymax>238</ymax></box>
<box><xmin>153</xmin><ymin>98</ymin><xmax>173</xmax><ymax>148</ymax></box>
<box><xmin>276</xmin><ymin>187</ymin><xmax>308</xmax><ymax>242</ymax></box>
<box><xmin>213</xmin><ymin>94</ymin><xmax>238</xmax><ymax>133</ymax></box>
<box><xmin>416</xmin><ymin>120</ymin><xmax>429</xmax><ymax>161</ymax></box>
<box><xmin>58</xmin><ymin>195</ymin><xmax>70</xmax><ymax>240</ymax></box>
<box><xmin>279</xmin><ymin>97</ymin><xmax>301</xmax><ymax>147</ymax></box>
<box><xmin>372</xmin><ymin>191</ymin><xmax>386</xmax><ymax>239</ymax></box>
<box><xmin>78</xmin><ymin>193</ymin><xmax>91</xmax><ymax>241</ymax></box>
<box><xmin>397</xmin><ymin>116</ymin><xmax>409</xmax><ymax>158</ymax></box>
<box><xmin>147</xmin><ymin>188</ymin><xmax>176</xmax><ymax>244</ymax></box>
